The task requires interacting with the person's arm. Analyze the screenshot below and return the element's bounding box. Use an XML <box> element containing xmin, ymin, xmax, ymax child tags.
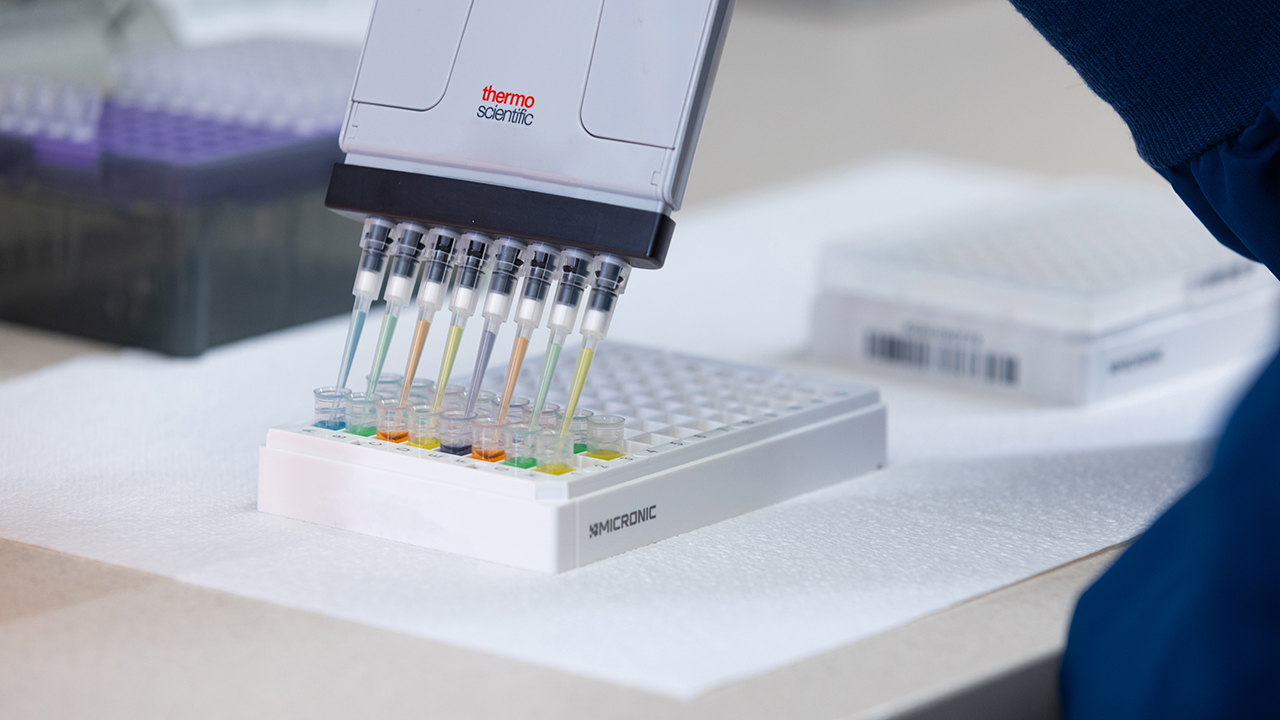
<box><xmin>1009</xmin><ymin>1</ymin><xmax>1280</xmax><ymax>270</ymax></box>
<box><xmin>1004</xmin><ymin>3</ymin><xmax>1280</xmax><ymax>718</ymax></box>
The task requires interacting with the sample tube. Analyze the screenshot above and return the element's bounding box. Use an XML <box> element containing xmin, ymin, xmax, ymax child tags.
<box><xmin>556</xmin><ymin>408</ymin><xmax>594</xmax><ymax>454</ymax></box>
<box><xmin>313</xmin><ymin>387</ymin><xmax>352</xmax><ymax>430</ymax></box>
<box><xmin>497</xmin><ymin>396</ymin><xmax>530</xmax><ymax>424</ymax></box>
<box><xmin>471</xmin><ymin>418</ymin><xmax>507</xmax><ymax>462</ymax></box>
<box><xmin>436</xmin><ymin>384</ymin><xmax>469</xmax><ymax>412</ymax></box>
<box><xmin>584</xmin><ymin>415</ymin><xmax>627</xmax><ymax>460</ymax></box>
<box><xmin>406</xmin><ymin>378</ymin><xmax>435</xmax><ymax>404</ymax></box>
<box><xmin>523</xmin><ymin>402</ymin><xmax>560</xmax><ymax>430</ymax></box>
<box><xmin>398</xmin><ymin>228</ymin><xmax>460</xmax><ymax>406</ymax></box>
<box><xmin>375</xmin><ymin>399</ymin><xmax>411</xmax><ymax>443</ymax></box>
<box><xmin>559</xmin><ymin>254</ymin><xmax>632</xmax><ymax>439</ymax></box>
<box><xmin>526</xmin><ymin>247</ymin><xmax>594</xmax><ymax>424</ymax></box>
<box><xmin>345</xmin><ymin>393</ymin><xmax>378</xmax><ymax>437</ymax></box>
<box><xmin>438</xmin><ymin>410</ymin><xmax>476</xmax><ymax>456</ymax></box>
<box><xmin>364</xmin><ymin>223</ymin><xmax>431</xmax><ymax>399</ymax></box>
<box><xmin>432</xmin><ymin>233</ymin><xmax>492</xmax><ymax>412</ymax></box>
<box><xmin>366</xmin><ymin>372</ymin><xmax>403</xmax><ymax>399</ymax></box>
<box><xmin>496</xmin><ymin>243</ymin><xmax>561</xmax><ymax>422</ymax></box>
<box><xmin>535</xmin><ymin>429</ymin><xmax>576</xmax><ymax>475</ymax></box>
<box><xmin>471</xmin><ymin>390</ymin><xmax>498</xmax><ymax>418</ymax></box>
<box><xmin>463</xmin><ymin>237</ymin><xmax>526</xmax><ymax>416</ymax></box>
<box><xmin>503</xmin><ymin>427</ymin><xmax>539</xmax><ymax>469</ymax></box>
<box><xmin>335</xmin><ymin>217</ymin><xmax>395</xmax><ymax>389</ymax></box>
<box><xmin>409</xmin><ymin>405</ymin><xmax>439</xmax><ymax>449</ymax></box>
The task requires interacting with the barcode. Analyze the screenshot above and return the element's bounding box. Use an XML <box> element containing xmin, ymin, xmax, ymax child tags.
<box><xmin>863</xmin><ymin>331</ymin><xmax>1019</xmax><ymax>386</ymax></box>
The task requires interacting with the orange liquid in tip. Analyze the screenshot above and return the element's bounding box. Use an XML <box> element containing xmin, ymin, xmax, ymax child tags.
<box><xmin>377</xmin><ymin>430</ymin><xmax>409</xmax><ymax>443</ymax></box>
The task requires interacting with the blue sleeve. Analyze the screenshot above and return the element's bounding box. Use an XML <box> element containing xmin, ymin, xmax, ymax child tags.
<box><xmin>1003</xmin><ymin>3</ymin><xmax>1280</xmax><ymax>717</ymax></box>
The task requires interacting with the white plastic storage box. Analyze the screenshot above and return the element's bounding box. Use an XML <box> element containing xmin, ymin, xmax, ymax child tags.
<box><xmin>810</xmin><ymin>184</ymin><xmax>1280</xmax><ymax>404</ymax></box>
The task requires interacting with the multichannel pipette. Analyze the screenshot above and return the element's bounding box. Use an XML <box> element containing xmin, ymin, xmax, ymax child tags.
<box><xmin>496</xmin><ymin>243</ymin><xmax>561</xmax><ymax>423</ymax></box>
<box><xmin>463</xmin><ymin>237</ymin><xmax>526</xmax><ymax>416</ymax></box>
<box><xmin>335</xmin><ymin>217</ymin><xmax>396</xmax><ymax>389</ymax></box>
<box><xmin>364</xmin><ymin>222</ymin><xmax>429</xmax><ymax>398</ymax></box>
<box><xmin>432</xmin><ymin>232</ymin><xmax>492</xmax><ymax>411</ymax></box>
<box><xmin>526</xmin><ymin>247</ymin><xmax>594</xmax><ymax>426</ymax></box>
<box><xmin>559</xmin><ymin>254</ymin><xmax>632</xmax><ymax>438</ymax></box>
<box><xmin>397</xmin><ymin>227</ymin><xmax>460</xmax><ymax>407</ymax></box>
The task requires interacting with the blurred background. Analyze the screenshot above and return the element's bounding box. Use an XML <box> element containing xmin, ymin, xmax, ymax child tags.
<box><xmin>0</xmin><ymin>0</ymin><xmax>1155</xmax><ymax>360</ymax></box>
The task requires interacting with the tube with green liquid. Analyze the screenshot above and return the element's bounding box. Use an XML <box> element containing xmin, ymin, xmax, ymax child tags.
<box><xmin>363</xmin><ymin>222</ymin><xmax>430</xmax><ymax>399</ymax></box>
<box><xmin>526</xmin><ymin>246</ymin><xmax>594</xmax><ymax>426</ymax></box>
<box><xmin>336</xmin><ymin>216</ymin><xmax>396</xmax><ymax>389</ymax></box>
<box><xmin>432</xmin><ymin>232</ymin><xmax>492</xmax><ymax>411</ymax></box>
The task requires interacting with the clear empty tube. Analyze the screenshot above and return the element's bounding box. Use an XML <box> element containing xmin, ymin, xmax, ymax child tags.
<box><xmin>335</xmin><ymin>217</ymin><xmax>395</xmax><ymax>389</ymax></box>
<box><xmin>433</xmin><ymin>233</ymin><xmax>492</xmax><ymax>411</ymax></box>
<box><xmin>399</xmin><ymin>228</ymin><xmax>460</xmax><ymax>406</ymax></box>
<box><xmin>497</xmin><ymin>243</ymin><xmax>560</xmax><ymax>423</ymax></box>
<box><xmin>560</xmin><ymin>254</ymin><xmax>632</xmax><ymax>438</ymax></box>
<box><xmin>527</xmin><ymin>247</ymin><xmax>594</xmax><ymax>426</ymax></box>
<box><xmin>465</xmin><ymin>237</ymin><xmax>526</xmax><ymax>416</ymax></box>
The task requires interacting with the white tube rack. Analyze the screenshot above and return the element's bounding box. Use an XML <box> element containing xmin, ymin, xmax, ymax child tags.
<box><xmin>258</xmin><ymin>345</ymin><xmax>886</xmax><ymax>573</ymax></box>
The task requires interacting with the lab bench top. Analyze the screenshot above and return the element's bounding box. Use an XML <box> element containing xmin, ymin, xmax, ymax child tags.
<box><xmin>0</xmin><ymin>313</ymin><xmax>1108</xmax><ymax>720</ymax></box>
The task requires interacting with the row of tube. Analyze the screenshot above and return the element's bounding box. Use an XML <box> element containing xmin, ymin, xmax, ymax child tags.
<box><xmin>313</xmin><ymin>383</ymin><xmax>627</xmax><ymax>473</ymax></box>
<box><xmin>334</xmin><ymin>215</ymin><xmax>633</xmax><ymax>450</ymax></box>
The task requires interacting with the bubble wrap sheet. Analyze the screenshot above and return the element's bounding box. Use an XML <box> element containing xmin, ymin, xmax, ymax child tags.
<box><xmin>0</xmin><ymin>159</ymin><xmax>1256</xmax><ymax>698</ymax></box>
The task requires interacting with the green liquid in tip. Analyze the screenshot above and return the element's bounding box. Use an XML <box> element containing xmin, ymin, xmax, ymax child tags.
<box><xmin>365</xmin><ymin>312</ymin><xmax>398</xmax><ymax>398</ymax></box>
<box><xmin>529</xmin><ymin>341</ymin><xmax>563</xmax><ymax>421</ymax></box>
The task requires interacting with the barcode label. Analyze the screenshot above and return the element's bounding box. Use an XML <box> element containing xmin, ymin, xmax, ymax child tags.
<box><xmin>863</xmin><ymin>331</ymin><xmax>1020</xmax><ymax>386</ymax></box>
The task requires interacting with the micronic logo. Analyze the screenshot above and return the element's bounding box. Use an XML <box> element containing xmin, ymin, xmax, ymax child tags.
<box><xmin>477</xmin><ymin>85</ymin><xmax>534</xmax><ymax>126</ymax></box>
<box><xmin>588</xmin><ymin>505</ymin><xmax>657</xmax><ymax>538</ymax></box>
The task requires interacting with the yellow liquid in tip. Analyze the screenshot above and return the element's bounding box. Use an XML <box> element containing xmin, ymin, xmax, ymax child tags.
<box><xmin>535</xmin><ymin>463</ymin><xmax>575</xmax><ymax>476</ymax></box>
<box><xmin>584</xmin><ymin>449</ymin><xmax>626</xmax><ymax>461</ymax></box>
<box><xmin>559</xmin><ymin>347</ymin><xmax>595</xmax><ymax>437</ymax></box>
<box><xmin>432</xmin><ymin>324</ymin><xmax>465</xmax><ymax>412</ymax></box>
<box><xmin>409</xmin><ymin>438</ymin><xmax>441</xmax><ymax>450</ymax></box>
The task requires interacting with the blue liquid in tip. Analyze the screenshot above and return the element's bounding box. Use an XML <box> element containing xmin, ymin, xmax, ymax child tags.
<box><xmin>336</xmin><ymin>307</ymin><xmax>367</xmax><ymax>388</ymax></box>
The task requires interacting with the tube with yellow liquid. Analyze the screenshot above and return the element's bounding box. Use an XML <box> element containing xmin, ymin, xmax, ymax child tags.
<box><xmin>526</xmin><ymin>247</ymin><xmax>594</xmax><ymax>426</ymax></box>
<box><xmin>558</xmin><ymin>254</ymin><xmax>632</xmax><ymax>439</ymax></box>
<box><xmin>495</xmin><ymin>243</ymin><xmax>560</xmax><ymax>423</ymax></box>
<box><xmin>432</xmin><ymin>232</ymin><xmax>492</xmax><ymax>411</ymax></box>
<box><xmin>396</xmin><ymin>228</ymin><xmax>460</xmax><ymax>406</ymax></box>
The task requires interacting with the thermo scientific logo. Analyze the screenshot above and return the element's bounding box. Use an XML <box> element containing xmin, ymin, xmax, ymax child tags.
<box><xmin>477</xmin><ymin>85</ymin><xmax>535</xmax><ymax>126</ymax></box>
<box><xmin>588</xmin><ymin>505</ymin><xmax>657</xmax><ymax>538</ymax></box>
